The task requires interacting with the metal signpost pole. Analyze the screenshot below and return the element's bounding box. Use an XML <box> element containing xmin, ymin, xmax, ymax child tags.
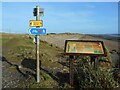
<box><xmin>36</xmin><ymin>6</ymin><xmax>40</xmax><ymax>83</ymax></box>
<box><xmin>30</xmin><ymin>5</ymin><xmax>45</xmax><ymax>82</ymax></box>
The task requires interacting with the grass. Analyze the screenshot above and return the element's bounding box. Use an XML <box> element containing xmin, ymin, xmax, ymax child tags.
<box><xmin>2</xmin><ymin>33</ymin><xmax>119</xmax><ymax>88</ymax></box>
<box><xmin>28</xmin><ymin>71</ymin><xmax>58</xmax><ymax>88</ymax></box>
<box><xmin>2</xmin><ymin>33</ymin><xmax>67</xmax><ymax>88</ymax></box>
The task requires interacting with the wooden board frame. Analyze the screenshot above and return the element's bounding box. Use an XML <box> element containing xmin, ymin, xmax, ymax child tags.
<box><xmin>64</xmin><ymin>40</ymin><xmax>107</xmax><ymax>56</ymax></box>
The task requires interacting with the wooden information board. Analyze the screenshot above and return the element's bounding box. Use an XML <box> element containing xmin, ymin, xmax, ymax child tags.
<box><xmin>64</xmin><ymin>40</ymin><xmax>107</xmax><ymax>56</ymax></box>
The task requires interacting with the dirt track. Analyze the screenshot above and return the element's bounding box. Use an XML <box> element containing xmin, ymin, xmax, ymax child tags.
<box><xmin>40</xmin><ymin>34</ymin><xmax>120</xmax><ymax>67</ymax></box>
<box><xmin>40</xmin><ymin>34</ymin><xmax>119</xmax><ymax>51</ymax></box>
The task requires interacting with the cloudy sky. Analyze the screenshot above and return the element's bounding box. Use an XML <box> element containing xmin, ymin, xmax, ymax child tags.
<box><xmin>1</xmin><ymin>2</ymin><xmax>118</xmax><ymax>34</ymax></box>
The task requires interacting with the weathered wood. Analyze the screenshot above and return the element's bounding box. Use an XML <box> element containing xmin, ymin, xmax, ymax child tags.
<box><xmin>69</xmin><ymin>55</ymin><xmax>74</xmax><ymax>87</ymax></box>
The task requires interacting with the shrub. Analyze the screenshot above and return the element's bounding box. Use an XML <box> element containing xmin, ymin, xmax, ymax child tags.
<box><xmin>76</xmin><ymin>58</ymin><xmax>119</xmax><ymax>89</ymax></box>
<box><xmin>112</xmin><ymin>68</ymin><xmax>120</xmax><ymax>83</ymax></box>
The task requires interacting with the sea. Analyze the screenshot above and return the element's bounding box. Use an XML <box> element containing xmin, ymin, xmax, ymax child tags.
<box><xmin>108</xmin><ymin>34</ymin><xmax>120</xmax><ymax>38</ymax></box>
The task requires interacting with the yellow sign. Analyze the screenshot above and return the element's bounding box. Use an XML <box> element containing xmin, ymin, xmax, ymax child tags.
<box><xmin>30</xmin><ymin>20</ymin><xmax>43</xmax><ymax>27</ymax></box>
<box><xmin>64</xmin><ymin>40</ymin><xmax>106</xmax><ymax>56</ymax></box>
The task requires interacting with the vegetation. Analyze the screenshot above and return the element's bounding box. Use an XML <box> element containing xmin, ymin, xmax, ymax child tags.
<box><xmin>75</xmin><ymin>47</ymin><xmax>119</xmax><ymax>89</ymax></box>
<box><xmin>28</xmin><ymin>71</ymin><xmax>58</xmax><ymax>88</ymax></box>
<box><xmin>76</xmin><ymin>58</ymin><xmax>119</xmax><ymax>89</ymax></box>
<box><xmin>2</xmin><ymin>33</ymin><xmax>120</xmax><ymax>89</ymax></box>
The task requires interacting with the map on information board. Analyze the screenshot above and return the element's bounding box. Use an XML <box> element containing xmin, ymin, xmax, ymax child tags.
<box><xmin>64</xmin><ymin>40</ymin><xmax>106</xmax><ymax>55</ymax></box>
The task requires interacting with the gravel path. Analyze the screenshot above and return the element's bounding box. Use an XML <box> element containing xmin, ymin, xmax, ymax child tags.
<box><xmin>40</xmin><ymin>34</ymin><xmax>81</xmax><ymax>49</ymax></box>
<box><xmin>40</xmin><ymin>34</ymin><xmax>119</xmax><ymax>51</ymax></box>
<box><xmin>2</xmin><ymin>56</ymin><xmax>35</xmax><ymax>88</ymax></box>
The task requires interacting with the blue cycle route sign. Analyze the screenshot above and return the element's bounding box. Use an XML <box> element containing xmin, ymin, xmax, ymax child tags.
<box><xmin>29</xmin><ymin>28</ymin><xmax>46</xmax><ymax>35</ymax></box>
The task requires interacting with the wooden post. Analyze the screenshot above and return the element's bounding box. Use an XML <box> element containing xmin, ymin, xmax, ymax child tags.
<box><xmin>69</xmin><ymin>55</ymin><xmax>74</xmax><ymax>87</ymax></box>
<box><xmin>91</xmin><ymin>56</ymin><xmax>97</xmax><ymax>69</ymax></box>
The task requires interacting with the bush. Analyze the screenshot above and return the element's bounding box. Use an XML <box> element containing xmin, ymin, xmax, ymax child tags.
<box><xmin>112</xmin><ymin>68</ymin><xmax>120</xmax><ymax>83</ymax></box>
<box><xmin>76</xmin><ymin>58</ymin><xmax>119</xmax><ymax>89</ymax></box>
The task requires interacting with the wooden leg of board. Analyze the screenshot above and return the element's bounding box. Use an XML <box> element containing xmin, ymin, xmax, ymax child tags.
<box><xmin>69</xmin><ymin>55</ymin><xmax>74</xmax><ymax>87</ymax></box>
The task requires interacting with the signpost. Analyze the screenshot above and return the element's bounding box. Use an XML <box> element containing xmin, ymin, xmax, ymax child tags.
<box><xmin>33</xmin><ymin>7</ymin><xmax>44</xmax><ymax>16</ymax></box>
<box><xmin>29</xmin><ymin>28</ymin><xmax>46</xmax><ymax>35</ymax></box>
<box><xmin>29</xmin><ymin>6</ymin><xmax>45</xmax><ymax>83</ymax></box>
<box><xmin>30</xmin><ymin>20</ymin><xmax>43</xmax><ymax>27</ymax></box>
<box><xmin>64</xmin><ymin>40</ymin><xmax>107</xmax><ymax>86</ymax></box>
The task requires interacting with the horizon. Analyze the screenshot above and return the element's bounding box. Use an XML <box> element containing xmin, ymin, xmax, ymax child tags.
<box><xmin>0</xmin><ymin>31</ymin><xmax>119</xmax><ymax>35</ymax></box>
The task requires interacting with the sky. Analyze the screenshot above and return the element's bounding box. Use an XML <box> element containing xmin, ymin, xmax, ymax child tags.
<box><xmin>1</xmin><ymin>2</ymin><xmax>118</xmax><ymax>34</ymax></box>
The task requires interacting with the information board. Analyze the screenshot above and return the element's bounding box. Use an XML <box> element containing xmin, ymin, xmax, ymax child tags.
<box><xmin>64</xmin><ymin>40</ymin><xmax>107</xmax><ymax>56</ymax></box>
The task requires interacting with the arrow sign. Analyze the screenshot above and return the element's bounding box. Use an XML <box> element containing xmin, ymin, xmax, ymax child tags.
<box><xmin>29</xmin><ymin>28</ymin><xmax>46</xmax><ymax>35</ymax></box>
<box><xmin>29</xmin><ymin>20</ymin><xmax>43</xmax><ymax>27</ymax></box>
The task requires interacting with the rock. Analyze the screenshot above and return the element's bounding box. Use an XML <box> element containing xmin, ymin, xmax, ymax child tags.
<box><xmin>117</xmin><ymin>51</ymin><xmax>120</xmax><ymax>55</ymax></box>
<box><xmin>17</xmin><ymin>54</ymin><xmax>21</xmax><ymax>57</ymax></box>
<box><xmin>112</xmin><ymin>49</ymin><xmax>117</xmax><ymax>52</ymax></box>
<box><xmin>28</xmin><ymin>52</ymin><xmax>32</xmax><ymax>54</ymax></box>
<box><xmin>110</xmin><ymin>51</ymin><xmax>113</xmax><ymax>54</ymax></box>
<box><xmin>50</xmin><ymin>44</ymin><xmax>53</xmax><ymax>47</ymax></box>
<box><xmin>18</xmin><ymin>65</ymin><xmax>22</xmax><ymax>69</ymax></box>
